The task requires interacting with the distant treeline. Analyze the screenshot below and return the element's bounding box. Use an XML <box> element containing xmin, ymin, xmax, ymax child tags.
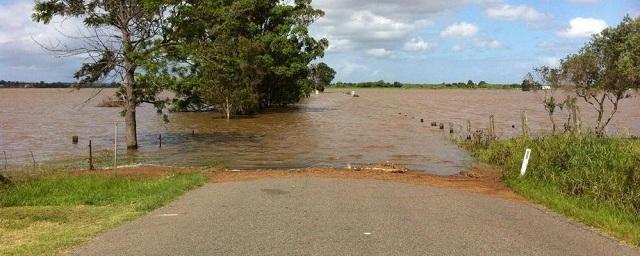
<box><xmin>331</xmin><ymin>80</ymin><xmax>520</xmax><ymax>89</ymax></box>
<box><xmin>0</xmin><ymin>80</ymin><xmax>118</xmax><ymax>88</ymax></box>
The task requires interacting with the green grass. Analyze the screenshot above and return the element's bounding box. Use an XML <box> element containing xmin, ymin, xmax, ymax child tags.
<box><xmin>463</xmin><ymin>135</ymin><xmax>640</xmax><ymax>245</ymax></box>
<box><xmin>0</xmin><ymin>172</ymin><xmax>207</xmax><ymax>255</ymax></box>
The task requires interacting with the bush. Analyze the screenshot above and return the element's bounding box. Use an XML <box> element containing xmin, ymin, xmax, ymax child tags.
<box><xmin>468</xmin><ymin>135</ymin><xmax>640</xmax><ymax>213</ymax></box>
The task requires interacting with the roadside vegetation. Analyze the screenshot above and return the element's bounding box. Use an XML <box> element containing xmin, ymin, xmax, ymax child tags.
<box><xmin>462</xmin><ymin>136</ymin><xmax>640</xmax><ymax>245</ymax></box>
<box><xmin>460</xmin><ymin>16</ymin><xmax>640</xmax><ymax>245</ymax></box>
<box><xmin>0</xmin><ymin>170</ymin><xmax>206</xmax><ymax>255</ymax></box>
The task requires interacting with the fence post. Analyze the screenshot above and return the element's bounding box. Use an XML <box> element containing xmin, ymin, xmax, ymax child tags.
<box><xmin>3</xmin><ymin>151</ymin><xmax>6</xmax><ymax>170</ymax></box>
<box><xmin>30</xmin><ymin>151</ymin><xmax>36</xmax><ymax>170</ymax></box>
<box><xmin>89</xmin><ymin>140</ymin><xmax>94</xmax><ymax>170</ymax></box>
<box><xmin>466</xmin><ymin>120</ymin><xmax>472</xmax><ymax>140</ymax></box>
<box><xmin>114</xmin><ymin>123</ymin><xmax>118</xmax><ymax>170</ymax></box>
<box><xmin>489</xmin><ymin>115</ymin><xmax>496</xmax><ymax>142</ymax></box>
<box><xmin>159</xmin><ymin>134</ymin><xmax>162</xmax><ymax>148</ymax></box>
<box><xmin>572</xmin><ymin>106</ymin><xmax>581</xmax><ymax>135</ymax></box>
<box><xmin>521</xmin><ymin>110</ymin><xmax>530</xmax><ymax>138</ymax></box>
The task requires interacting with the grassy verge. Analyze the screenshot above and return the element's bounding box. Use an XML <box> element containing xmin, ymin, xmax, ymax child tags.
<box><xmin>0</xmin><ymin>171</ymin><xmax>207</xmax><ymax>255</ymax></box>
<box><xmin>462</xmin><ymin>135</ymin><xmax>640</xmax><ymax>245</ymax></box>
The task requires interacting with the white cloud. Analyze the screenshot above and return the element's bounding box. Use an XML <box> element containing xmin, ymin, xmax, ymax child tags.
<box><xmin>440</xmin><ymin>22</ymin><xmax>479</xmax><ymax>38</ymax></box>
<box><xmin>403</xmin><ymin>38</ymin><xmax>437</xmax><ymax>52</ymax></box>
<box><xmin>338</xmin><ymin>62</ymin><xmax>369</xmax><ymax>76</ymax></box>
<box><xmin>557</xmin><ymin>17</ymin><xmax>608</xmax><ymax>38</ymax></box>
<box><xmin>485</xmin><ymin>4</ymin><xmax>547</xmax><ymax>23</ymax></box>
<box><xmin>311</xmin><ymin>1</ymin><xmax>490</xmax><ymax>51</ymax></box>
<box><xmin>475</xmin><ymin>39</ymin><xmax>502</xmax><ymax>49</ymax></box>
<box><xmin>365</xmin><ymin>48</ymin><xmax>393</xmax><ymax>57</ymax></box>
<box><xmin>451</xmin><ymin>45</ymin><xmax>465</xmax><ymax>52</ymax></box>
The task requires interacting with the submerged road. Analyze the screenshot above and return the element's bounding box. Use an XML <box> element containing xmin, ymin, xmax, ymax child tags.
<box><xmin>69</xmin><ymin>177</ymin><xmax>638</xmax><ymax>256</ymax></box>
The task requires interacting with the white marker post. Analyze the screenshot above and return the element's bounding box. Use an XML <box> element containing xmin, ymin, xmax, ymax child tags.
<box><xmin>520</xmin><ymin>148</ymin><xmax>531</xmax><ymax>176</ymax></box>
<box><xmin>114</xmin><ymin>122</ymin><xmax>118</xmax><ymax>170</ymax></box>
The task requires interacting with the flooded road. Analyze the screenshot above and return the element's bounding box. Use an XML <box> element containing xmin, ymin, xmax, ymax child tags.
<box><xmin>0</xmin><ymin>88</ymin><xmax>638</xmax><ymax>175</ymax></box>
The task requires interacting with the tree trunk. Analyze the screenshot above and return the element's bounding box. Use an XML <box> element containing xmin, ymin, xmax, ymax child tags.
<box><xmin>122</xmin><ymin>30</ymin><xmax>138</xmax><ymax>149</ymax></box>
<box><xmin>124</xmin><ymin>68</ymin><xmax>138</xmax><ymax>149</ymax></box>
<box><xmin>549</xmin><ymin>112</ymin><xmax>556</xmax><ymax>134</ymax></box>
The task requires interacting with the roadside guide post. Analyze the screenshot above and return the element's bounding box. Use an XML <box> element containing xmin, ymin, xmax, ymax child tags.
<box><xmin>520</xmin><ymin>148</ymin><xmax>531</xmax><ymax>176</ymax></box>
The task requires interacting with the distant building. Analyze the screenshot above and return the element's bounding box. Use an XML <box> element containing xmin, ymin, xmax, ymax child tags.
<box><xmin>541</xmin><ymin>85</ymin><xmax>551</xmax><ymax>90</ymax></box>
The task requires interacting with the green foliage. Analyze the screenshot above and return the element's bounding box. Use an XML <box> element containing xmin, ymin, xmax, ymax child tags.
<box><xmin>310</xmin><ymin>62</ymin><xmax>336</xmax><ymax>92</ymax></box>
<box><xmin>465</xmin><ymin>135</ymin><xmax>640</xmax><ymax>244</ymax></box>
<box><xmin>468</xmin><ymin>135</ymin><xmax>640</xmax><ymax>213</ymax></box>
<box><xmin>559</xmin><ymin>15</ymin><xmax>640</xmax><ymax>135</ymax></box>
<box><xmin>33</xmin><ymin>0</ymin><xmax>173</xmax><ymax>147</ymax></box>
<box><xmin>0</xmin><ymin>172</ymin><xmax>206</xmax><ymax>255</ymax></box>
<box><xmin>0</xmin><ymin>173</ymin><xmax>206</xmax><ymax>211</ymax></box>
<box><xmin>169</xmin><ymin>0</ymin><xmax>328</xmax><ymax>116</ymax></box>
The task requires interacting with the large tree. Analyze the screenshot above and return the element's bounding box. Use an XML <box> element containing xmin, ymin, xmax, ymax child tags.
<box><xmin>561</xmin><ymin>15</ymin><xmax>640</xmax><ymax>135</ymax></box>
<box><xmin>33</xmin><ymin>0</ymin><xmax>170</xmax><ymax>149</ymax></box>
<box><xmin>169</xmin><ymin>0</ymin><xmax>327</xmax><ymax>116</ymax></box>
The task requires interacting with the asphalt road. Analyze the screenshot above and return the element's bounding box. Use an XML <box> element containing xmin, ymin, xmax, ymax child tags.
<box><xmin>69</xmin><ymin>177</ymin><xmax>639</xmax><ymax>256</ymax></box>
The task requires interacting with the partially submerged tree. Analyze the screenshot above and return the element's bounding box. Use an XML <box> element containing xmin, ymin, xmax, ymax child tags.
<box><xmin>561</xmin><ymin>15</ymin><xmax>640</xmax><ymax>136</ymax></box>
<box><xmin>521</xmin><ymin>73</ymin><xmax>534</xmax><ymax>91</ymax></box>
<box><xmin>169</xmin><ymin>0</ymin><xmax>328</xmax><ymax>117</ymax></box>
<box><xmin>33</xmin><ymin>0</ymin><xmax>170</xmax><ymax>149</ymax></box>
<box><xmin>309</xmin><ymin>62</ymin><xmax>336</xmax><ymax>92</ymax></box>
<box><xmin>534</xmin><ymin>66</ymin><xmax>563</xmax><ymax>134</ymax></box>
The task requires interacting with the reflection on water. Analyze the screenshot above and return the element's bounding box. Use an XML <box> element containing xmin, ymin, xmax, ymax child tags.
<box><xmin>1</xmin><ymin>88</ymin><xmax>638</xmax><ymax>175</ymax></box>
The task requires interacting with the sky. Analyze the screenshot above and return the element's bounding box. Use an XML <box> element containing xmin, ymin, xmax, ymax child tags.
<box><xmin>0</xmin><ymin>0</ymin><xmax>638</xmax><ymax>83</ymax></box>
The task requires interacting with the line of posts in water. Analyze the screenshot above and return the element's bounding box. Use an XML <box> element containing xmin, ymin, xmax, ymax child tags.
<box><xmin>400</xmin><ymin>110</ymin><xmax>531</xmax><ymax>142</ymax></box>
<box><xmin>71</xmin><ymin>129</ymin><xmax>199</xmax><ymax>171</ymax></box>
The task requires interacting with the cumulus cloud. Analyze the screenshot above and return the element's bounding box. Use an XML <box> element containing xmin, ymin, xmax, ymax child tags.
<box><xmin>403</xmin><ymin>38</ymin><xmax>437</xmax><ymax>52</ymax></box>
<box><xmin>485</xmin><ymin>4</ymin><xmax>547</xmax><ymax>23</ymax></box>
<box><xmin>557</xmin><ymin>17</ymin><xmax>608</xmax><ymax>38</ymax></box>
<box><xmin>0</xmin><ymin>1</ymin><xmax>90</xmax><ymax>81</ymax></box>
<box><xmin>312</xmin><ymin>0</ymin><xmax>488</xmax><ymax>51</ymax></box>
<box><xmin>440</xmin><ymin>22</ymin><xmax>479</xmax><ymax>38</ymax></box>
<box><xmin>365</xmin><ymin>48</ymin><xmax>394</xmax><ymax>57</ymax></box>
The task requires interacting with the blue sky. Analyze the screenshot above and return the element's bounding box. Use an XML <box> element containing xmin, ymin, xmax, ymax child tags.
<box><xmin>0</xmin><ymin>0</ymin><xmax>638</xmax><ymax>83</ymax></box>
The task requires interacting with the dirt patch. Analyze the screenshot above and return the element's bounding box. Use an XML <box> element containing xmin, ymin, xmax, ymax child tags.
<box><xmin>63</xmin><ymin>164</ymin><xmax>519</xmax><ymax>201</ymax></box>
<box><xmin>208</xmin><ymin>164</ymin><xmax>522</xmax><ymax>201</ymax></box>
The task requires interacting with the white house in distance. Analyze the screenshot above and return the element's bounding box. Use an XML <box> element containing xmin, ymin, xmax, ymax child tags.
<box><xmin>541</xmin><ymin>85</ymin><xmax>552</xmax><ymax>90</ymax></box>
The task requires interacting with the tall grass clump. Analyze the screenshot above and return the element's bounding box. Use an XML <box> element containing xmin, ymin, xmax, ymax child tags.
<box><xmin>467</xmin><ymin>135</ymin><xmax>640</xmax><ymax>213</ymax></box>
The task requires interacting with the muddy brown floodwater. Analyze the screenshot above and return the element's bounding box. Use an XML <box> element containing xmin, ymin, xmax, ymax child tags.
<box><xmin>0</xmin><ymin>88</ymin><xmax>639</xmax><ymax>175</ymax></box>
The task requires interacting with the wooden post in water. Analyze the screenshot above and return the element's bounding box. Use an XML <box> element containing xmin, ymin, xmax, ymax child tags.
<box><xmin>489</xmin><ymin>115</ymin><xmax>496</xmax><ymax>142</ymax></box>
<box><xmin>72</xmin><ymin>136</ymin><xmax>78</xmax><ymax>144</ymax></box>
<box><xmin>114</xmin><ymin>123</ymin><xmax>118</xmax><ymax>170</ymax></box>
<box><xmin>89</xmin><ymin>140</ymin><xmax>94</xmax><ymax>170</ymax></box>
<box><xmin>3</xmin><ymin>151</ymin><xmax>6</xmax><ymax>170</ymax></box>
<box><xmin>521</xmin><ymin>110</ymin><xmax>530</xmax><ymax>138</ymax></box>
<box><xmin>467</xmin><ymin>120</ymin><xmax>472</xmax><ymax>140</ymax></box>
<box><xmin>30</xmin><ymin>151</ymin><xmax>36</xmax><ymax>170</ymax></box>
<box><xmin>158</xmin><ymin>134</ymin><xmax>162</xmax><ymax>148</ymax></box>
